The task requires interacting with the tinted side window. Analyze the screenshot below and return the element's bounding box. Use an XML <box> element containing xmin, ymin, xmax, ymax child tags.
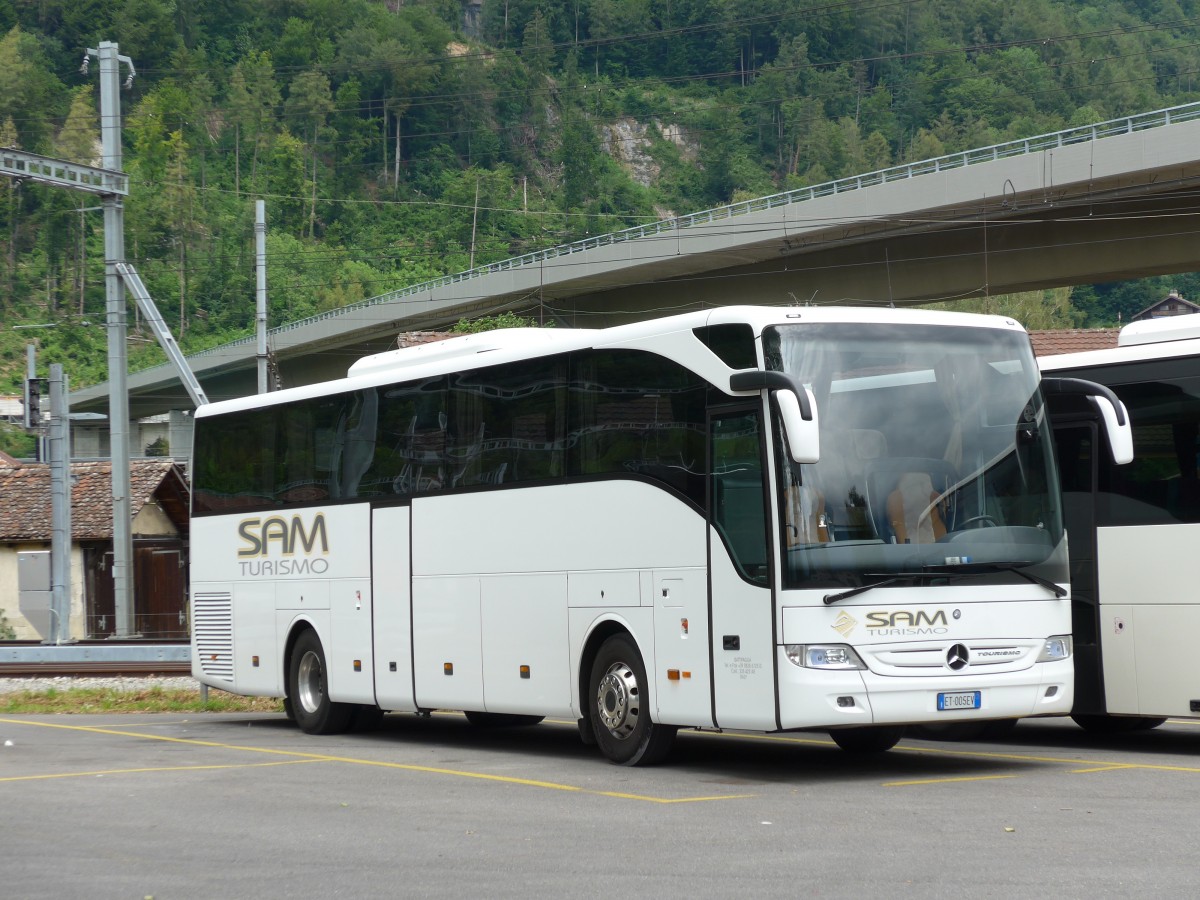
<box><xmin>695</xmin><ymin>323</ymin><xmax>757</xmax><ymax>369</ymax></box>
<box><xmin>366</xmin><ymin>376</ymin><xmax>448</xmax><ymax>496</ymax></box>
<box><xmin>193</xmin><ymin>408</ymin><xmax>279</xmax><ymax>513</ymax></box>
<box><xmin>454</xmin><ymin>356</ymin><xmax>567</xmax><ymax>487</ymax></box>
<box><xmin>711</xmin><ymin>410</ymin><xmax>769</xmax><ymax>585</ymax></box>
<box><xmin>569</xmin><ymin>349</ymin><xmax>705</xmax><ymax>504</ymax></box>
<box><xmin>1106</xmin><ymin>376</ymin><xmax>1200</xmax><ymax>524</ymax></box>
<box><xmin>192</xmin><ymin>397</ymin><xmax>346</xmax><ymax>512</ymax></box>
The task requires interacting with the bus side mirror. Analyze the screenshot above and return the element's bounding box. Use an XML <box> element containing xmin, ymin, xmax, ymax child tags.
<box><xmin>1042</xmin><ymin>376</ymin><xmax>1133</xmax><ymax>465</ymax></box>
<box><xmin>728</xmin><ymin>369</ymin><xmax>819</xmax><ymax>463</ymax></box>
<box><xmin>775</xmin><ymin>387</ymin><xmax>820</xmax><ymax>464</ymax></box>
<box><xmin>1091</xmin><ymin>394</ymin><xmax>1133</xmax><ymax>465</ymax></box>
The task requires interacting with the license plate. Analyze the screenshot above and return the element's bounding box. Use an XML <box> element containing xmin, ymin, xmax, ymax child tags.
<box><xmin>937</xmin><ymin>691</ymin><xmax>981</xmax><ymax>711</ymax></box>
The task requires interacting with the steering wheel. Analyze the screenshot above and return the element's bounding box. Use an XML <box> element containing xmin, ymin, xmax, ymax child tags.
<box><xmin>958</xmin><ymin>514</ymin><xmax>999</xmax><ymax>530</ymax></box>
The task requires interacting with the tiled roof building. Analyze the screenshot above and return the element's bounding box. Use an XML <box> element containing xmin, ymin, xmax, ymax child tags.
<box><xmin>1029</xmin><ymin>328</ymin><xmax>1120</xmax><ymax>357</ymax></box>
<box><xmin>0</xmin><ymin>459</ymin><xmax>189</xmax><ymax>541</ymax></box>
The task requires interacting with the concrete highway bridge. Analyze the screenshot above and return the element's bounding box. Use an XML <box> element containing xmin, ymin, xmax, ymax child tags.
<box><xmin>72</xmin><ymin>102</ymin><xmax>1200</xmax><ymax>429</ymax></box>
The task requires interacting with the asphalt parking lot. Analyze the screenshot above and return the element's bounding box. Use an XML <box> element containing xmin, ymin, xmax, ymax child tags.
<box><xmin>3</xmin><ymin>711</ymin><xmax>1198</xmax><ymax>899</ymax></box>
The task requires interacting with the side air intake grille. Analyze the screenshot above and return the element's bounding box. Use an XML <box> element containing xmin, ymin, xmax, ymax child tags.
<box><xmin>193</xmin><ymin>592</ymin><xmax>234</xmax><ymax>683</ymax></box>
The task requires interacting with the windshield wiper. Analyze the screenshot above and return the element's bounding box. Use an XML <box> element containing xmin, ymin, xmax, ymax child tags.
<box><xmin>926</xmin><ymin>561</ymin><xmax>1066</xmax><ymax>598</ymax></box>
<box><xmin>823</xmin><ymin>575</ymin><xmax>925</xmax><ymax>605</ymax></box>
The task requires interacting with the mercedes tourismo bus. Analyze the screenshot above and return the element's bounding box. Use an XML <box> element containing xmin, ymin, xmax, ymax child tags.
<box><xmin>190</xmin><ymin>306</ymin><xmax>1130</xmax><ymax>764</ymax></box>
<box><xmin>1040</xmin><ymin>314</ymin><xmax>1200</xmax><ymax>732</ymax></box>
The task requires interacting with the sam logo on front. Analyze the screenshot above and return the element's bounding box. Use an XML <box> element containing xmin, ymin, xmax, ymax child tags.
<box><xmin>864</xmin><ymin>609</ymin><xmax>950</xmax><ymax>636</ymax></box>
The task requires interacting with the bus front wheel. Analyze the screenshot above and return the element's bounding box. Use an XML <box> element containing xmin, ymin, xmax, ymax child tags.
<box><xmin>830</xmin><ymin>725</ymin><xmax>905</xmax><ymax>753</ymax></box>
<box><xmin>588</xmin><ymin>635</ymin><xmax>677</xmax><ymax>766</ymax></box>
<box><xmin>287</xmin><ymin>630</ymin><xmax>354</xmax><ymax>735</ymax></box>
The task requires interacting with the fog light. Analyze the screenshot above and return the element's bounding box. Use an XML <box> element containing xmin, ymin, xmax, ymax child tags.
<box><xmin>785</xmin><ymin>644</ymin><xmax>867</xmax><ymax>670</ymax></box>
<box><xmin>1037</xmin><ymin>635</ymin><xmax>1073</xmax><ymax>662</ymax></box>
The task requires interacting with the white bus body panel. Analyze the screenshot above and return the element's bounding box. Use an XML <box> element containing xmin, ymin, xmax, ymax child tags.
<box><xmin>231</xmin><ymin>581</ymin><xmax>279</xmax><ymax>696</ymax></box>
<box><xmin>411</xmin><ymin>482</ymin><xmax>705</xmax><ymax>575</ymax></box>
<box><xmin>371</xmin><ymin>506</ymin><xmax>416</xmax><ymax>711</ymax></box>
<box><xmin>410</xmin><ymin>481</ymin><xmax>706</xmax><ymax>718</ymax></box>
<box><xmin>412</xmin><ymin>575</ymin><xmax>484</xmax><ymax>710</ymax></box>
<box><xmin>1097</xmin><ymin>523</ymin><xmax>1200</xmax><ymax>717</ymax></box>
<box><xmin>708</xmin><ymin>531</ymin><xmax>777</xmax><ymax>731</ymax></box>
<box><xmin>192</xmin><ymin>505</ymin><xmax>373</xmax><ymax>700</ymax></box>
<box><xmin>652</xmin><ymin>568</ymin><xmax>713</xmax><ymax>727</ymax></box>
<box><xmin>481</xmin><ymin>573</ymin><xmax>572</xmax><ymax>715</ymax></box>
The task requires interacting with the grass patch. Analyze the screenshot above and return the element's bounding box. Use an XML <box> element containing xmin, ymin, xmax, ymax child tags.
<box><xmin>0</xmin><ymin>687</ymin><xmax>284</xmax><ymax>714</ymax></box>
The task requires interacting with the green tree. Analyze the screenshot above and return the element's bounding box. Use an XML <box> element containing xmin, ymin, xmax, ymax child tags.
<box><xmin>55</xmin><ymin>86</ymin><xmax>100</xmax><ymax>314</ymax></box>
<box><xmin>0</xmin><ymin>26</ymin><xmax>63</xmax><ymax>150</ymax></box>
<box><xmin>228</xmin><ymin>50</ymin><xmax>281</xmax><ymax>194</ymax></box>
<box><xmin>450</xmin><ymin>311</ymin><xmax>548</xmax><ymax>333</ymax></box>
<box><xmin>285</xmin><ymin>69</ymin><xmax>335</xmax><ymax>237</ymax></box>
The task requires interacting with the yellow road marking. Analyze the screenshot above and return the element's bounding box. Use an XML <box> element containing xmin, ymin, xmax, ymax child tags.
<box><xmin>1070</xmin><ymin>764</ymin><xmax>1137</xmax><ymax>774</ymax></box>
<box><xmin>884</xmin><ymin>774</ymin><xmax>1018</xmax><ymax>787</ymax></box>
<box><xmin>0</xmin><ymin>759</ymin><xmax>323</xmax><ymax>783</ymax></box>
<box><xmin>0</xmin><ymin>717</ymin><xmax>751</xmax><ymax>804</ymax></box>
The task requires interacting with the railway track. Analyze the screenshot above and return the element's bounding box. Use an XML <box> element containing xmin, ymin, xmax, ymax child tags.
<box><xmin>0</xmin><ymin>640</ymin><xmax>192</xmax><ymax>680</ymax></box>
<box><xmin>0</xmin><ymin>660</ymin><xmax>192</xmax><ymax>678</ymax></box>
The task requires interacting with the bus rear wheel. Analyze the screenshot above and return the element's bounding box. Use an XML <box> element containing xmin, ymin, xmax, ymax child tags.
<box><xmin>830</xmin><ymin>725</ymin><xmax>905</xmax><ymax>753</ymax></box>
<box><xmin>588</xmin><ymin>635</ymin><xmax>676</xmax><ymax>766</ymax></box>
<box><xmin>288</xmin><ymin>630</ymin><xmax>354</xmax><ymax>735</ymax></box>
<box><xmin>1071</xmin><ymin>713</ymin><xmax>1167</xmax><ymax>733</ymax></box>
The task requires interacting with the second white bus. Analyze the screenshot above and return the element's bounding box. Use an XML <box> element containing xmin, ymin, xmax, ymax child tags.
<box><xmin>1041</xmin><ymin>314</ymin><xmax>1200</xmax><ymax>732</ymax></box>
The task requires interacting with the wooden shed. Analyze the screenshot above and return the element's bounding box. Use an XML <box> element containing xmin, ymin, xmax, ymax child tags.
<box><xmin>0</xmin><ymin>458</ymin><xmax>190</xmax><ymax>639</ymax></box>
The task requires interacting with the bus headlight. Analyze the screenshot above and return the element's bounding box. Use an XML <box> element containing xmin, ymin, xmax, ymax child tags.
<box><xmin>1037</xmin><ymin>635</ymin><xmax>1073</xmax><ymax>662</ymax></box>
<box><xmin>785</xmin><ymin>644</ymin><xmax>867</xmax><ymax>670</ymax></box>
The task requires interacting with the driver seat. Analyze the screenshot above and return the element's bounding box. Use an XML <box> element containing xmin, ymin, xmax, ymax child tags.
<box><xmin>886</xmin><ymin>471</ymin><xmax>947</xmax><ymax>544</ymax></box>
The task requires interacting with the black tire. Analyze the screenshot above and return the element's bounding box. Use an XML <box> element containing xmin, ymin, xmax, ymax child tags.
<box><xmin>463</xmin><ymin>711</ymin><xmax>545</xmax><ymax>727</ymax></box>
<box><xmin>1071</xmin><ymin>713</ymin><xmax>1167</xmax><ymax>734</ymax></box>
<box><xmin>282</xmin><ymin>694</ymin><xmax>296</xmax><ymax>722</ymax></box>
<box><xmin>588</xmin><ymin>634</ymin><xmax>677</xmax><ymax>766</ymax></box>
<box><xmin>287</xmin><ymin>629</ymin><xmax>354</xmax><ymax>735</ymax></box>
<box><xmin>830</xmin><ymin>725</ymin><xmax>905</xmax><ymax>753</ymax></box>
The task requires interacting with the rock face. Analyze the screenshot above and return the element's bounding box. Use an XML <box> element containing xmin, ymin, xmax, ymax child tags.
<box><xmin>600</xmin><ymin>117</ymin><xmax>699</xmax><ymax>191</ymax></box>
<box><xmin>602</xmin><ymin>118</ymin><xmax>660</xmax><ymax>187</ymax></box>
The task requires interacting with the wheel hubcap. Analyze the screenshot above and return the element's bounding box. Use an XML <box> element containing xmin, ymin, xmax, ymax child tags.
<box><xmin>297</xmin><ymin>649</ymin><xmax>324</xmax><ymax>714</ymax></box>
<box><xmin>596</xmin><ymin>661</ymin><xmax>640</xmax><ymax>740</ymax></box>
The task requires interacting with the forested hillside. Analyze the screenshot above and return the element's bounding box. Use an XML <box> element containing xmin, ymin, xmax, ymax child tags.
<box><xmin>4</xmin><ymin>0</ymin><xmax>1200</xmax><ymax>393</ymax></box>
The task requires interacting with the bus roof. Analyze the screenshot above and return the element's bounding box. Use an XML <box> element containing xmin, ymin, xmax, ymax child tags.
<box><xmin>195</xmin><ymin>305</ymin><xmax>1029</xmax><ymax>419</ymax></box>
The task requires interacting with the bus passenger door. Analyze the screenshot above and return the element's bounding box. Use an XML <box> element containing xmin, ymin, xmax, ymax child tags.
<box><xmin>371</xmin><ymin>505</ymin><xmax>417</xmax><ymax>711</ymax></box>
<box><xmin>1052</xmin><ymin>418</ymin><xmax>1108</xmax><ymax>715</ymax></box>
<box><xmin>707</xmin><ymin>407</ymin><xmax>779</xmax><ymax>731</ymax></box>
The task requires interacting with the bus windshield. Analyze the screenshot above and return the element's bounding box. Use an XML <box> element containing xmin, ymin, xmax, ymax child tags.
<box><xmin>765</xmin><ymin>322</ymin><xmax>1065</xmax><ymax>591</ymax></box>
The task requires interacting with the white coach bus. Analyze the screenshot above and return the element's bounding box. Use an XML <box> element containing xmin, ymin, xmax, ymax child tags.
<box><xmin>1040</xmin><ymin>314</ymin><xmax>1200</xmax><ymax>732</ymax></box>
<box><xmin>190</xmin><ymin>306</ymin><xmax>1129</xmax><ymax>764</ymax></box>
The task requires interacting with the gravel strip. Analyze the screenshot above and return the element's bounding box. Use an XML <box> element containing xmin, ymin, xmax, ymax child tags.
<box><xmin>0</xmin><ymin>676</ymin><xmax>203</xmax><ymax>694</ymax></box>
